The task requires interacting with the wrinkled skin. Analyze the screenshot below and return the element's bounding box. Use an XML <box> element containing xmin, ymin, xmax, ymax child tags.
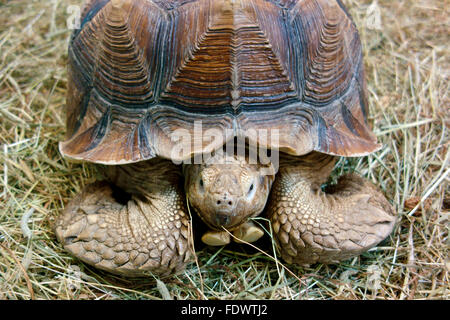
<box><xmin>183</xmin><ymin>154</ymin><xmax>275</xmax><ymax>231</ymax></box>
<box><xmin>56</xmin><ymin>152</ymin><xmax>395</xmax><ymax>277</ymax></box>
<box><xmin>55</xmin><ymin>0</ymin><xmax>397</xmax><ymax>278</ymax></box>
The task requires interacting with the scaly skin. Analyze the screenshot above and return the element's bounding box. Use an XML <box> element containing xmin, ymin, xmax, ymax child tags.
<box><xmin>267</xmin><ymin>152</ymin><xmax>396</xmax><ymax>265</ymax></box>
<box><xmin>56</xmin><ymin>152</ymin><xmax>395</xmax><ymax>276</ymax></box>
<box><xmin>55</xmin><ymin>159</ymin><xmax>192</xmax><ymax>277</ymax></box>
<box><xmin>183</xmin><ymin>153</ymin><xmax>275</xmax><ymax>232</ymax></box>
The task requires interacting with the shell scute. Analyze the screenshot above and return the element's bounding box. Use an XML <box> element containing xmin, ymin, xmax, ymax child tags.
<box><xmin>61</xmin><ymin>0</ymin><xmax>380</xmax><ymax>164</ymax></box>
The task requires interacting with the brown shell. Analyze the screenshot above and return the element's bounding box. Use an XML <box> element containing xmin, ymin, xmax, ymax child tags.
<box><xmin>60</xmin><ymin>0</ymin><xmax>380</xmax><ymax>164</ymax></box>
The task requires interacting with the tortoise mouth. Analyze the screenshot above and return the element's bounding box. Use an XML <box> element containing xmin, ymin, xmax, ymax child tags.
<box><xmin>204</xmin><ymin>219</ymin><xmax>243</xmax><ymax>232</ymax></box>
<box><xmin>191</xmin><ymin>204</ymin><xmax>244</xmax><ymax>231</ymax></box>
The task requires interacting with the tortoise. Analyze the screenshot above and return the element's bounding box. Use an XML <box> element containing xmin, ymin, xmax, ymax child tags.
<box><xmin>55</xmin><ymin>0</ymin><xmax>396</xmax><ymax>277</ymax></box>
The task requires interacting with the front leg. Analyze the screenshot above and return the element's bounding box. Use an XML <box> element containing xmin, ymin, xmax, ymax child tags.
<box><xmin>267</xmin><ymin>153</ymin><xmax>396</xmax><ymax>265</ymax></box>
<box><xmin>55</xmin><ymin>159</ymin><xmax>192</xmax><ymax>277</ymax></box>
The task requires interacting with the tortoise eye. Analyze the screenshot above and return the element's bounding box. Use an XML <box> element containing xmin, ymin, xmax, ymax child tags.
<box><xmin>247</xmin><ymin>182</ymin><xmax>256</xmax><ymax>200</ymax></box>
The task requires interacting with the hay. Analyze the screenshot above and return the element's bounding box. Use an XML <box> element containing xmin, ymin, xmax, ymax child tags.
<box><xmin>0</xmin><ymin>0</ymin><xmax>448</xmax><ymax>300</ymax></box>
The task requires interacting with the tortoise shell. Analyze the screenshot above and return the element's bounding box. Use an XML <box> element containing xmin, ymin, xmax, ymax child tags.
<box><xmin>60</xmin><ymin>0</ymin><xmax>380</xmax><ymax>164</ymax></box>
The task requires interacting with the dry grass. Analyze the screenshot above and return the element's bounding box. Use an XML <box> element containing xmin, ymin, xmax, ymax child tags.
<box><xmin>0</xmin><ymin>0</ymin><xmax>448</xmax><ymax>300</ymax></box>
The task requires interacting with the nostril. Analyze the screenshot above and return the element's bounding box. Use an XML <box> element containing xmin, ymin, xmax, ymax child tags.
<box><xmin>215</xmin><ymin>199</ymin><xmax>233</xmax><ymax>207</ymax></box>
<box><xmin>216</xmin><ymin>199</ymin><xmax>233</xmax><ymax>207</ymax></box>
<box><xmin>214</xmin><ymin>195</ymin><xmax>235</xmax><ymax>208</ymax></box>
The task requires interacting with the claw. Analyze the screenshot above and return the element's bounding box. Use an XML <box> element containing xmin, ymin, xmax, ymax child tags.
<box><xmin>201</xmin><ymin>230</ymin><xmax>230</xmax><ymax>246</ymax></box>
<box><xmin>232</xmin><ymin>221</ymin><xmax>264</xmax><ymax>243</ymax></box>
<box><xmin>56</xmin><ymin>178</ymin><xmax>192</xmax><ymax>277</ymax></box>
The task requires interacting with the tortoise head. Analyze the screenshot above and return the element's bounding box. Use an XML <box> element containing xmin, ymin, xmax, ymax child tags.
<box><xmin>184</xmin><ymin>153</ymin><xmax>275</xmax><ymax>231</ymax></box>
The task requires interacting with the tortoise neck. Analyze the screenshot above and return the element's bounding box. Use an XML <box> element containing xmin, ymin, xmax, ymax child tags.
<box><xmin>278</xmin><ymin>152</ymin><xmax>336</xmax><ymax>189</ymax></box>
<box><xmin>100</xmin><ymin>158</ymin><xmax>182</xmax><ymax>197</ymax></box>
